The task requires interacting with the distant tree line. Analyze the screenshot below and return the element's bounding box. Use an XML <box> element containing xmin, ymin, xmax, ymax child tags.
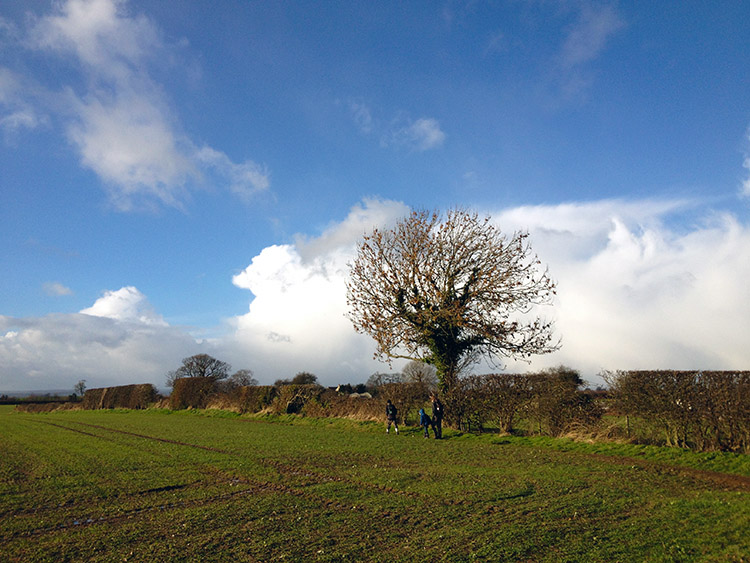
<box><xmin>16</xmin><ymin>354</ymin><xmax>746</xmax><ymax>454</ymax></box>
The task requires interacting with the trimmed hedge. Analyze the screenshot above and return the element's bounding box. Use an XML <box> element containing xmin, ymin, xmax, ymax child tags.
<box><xmin>15</xmin><ymin>402</ymin><xmax>78</xmax><ymax>413</ymax></box>
<box><xmin>606</xmin><ymin>370</ymin><xmax>750</xmax><ymax>452</ymax></box>
<box><xmin>271</xmin><ymin>384</ymin><xmax>325</xmax><ymax>415</ymax></box>
<box><xmin>234</xmin><ymin>385</ymin><xmax>277</xmax><ymax>413</ymax></box>
<box><xmin>302</xmin><ymin>389</ymin><xmax>383</xmax><ymax>421</ymax></box>
<box><xmin>82</xmin><ymin>384</ymin><xmax>157</xmax><ymax>410</ymax></box>
<box><xmin>169</xmin><ymin>377</ymin><xmax>216</xmax><ymax>409</ymax></box>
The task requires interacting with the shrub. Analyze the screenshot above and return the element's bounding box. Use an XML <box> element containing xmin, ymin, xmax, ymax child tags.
<box><xmin>698</xmin><ymin>371</ymin><xmax>750</xmax><ymax>452</ymax></box>
<box><xmin>448</xmin><ymin>375</ymin><xmax>487</xmax><ymax>432</ymax></box>
<box><xmin>526</xmin><ymin>367</ymin><xmax>602</xmax><ymax>437</ymax></box>
<box><xmin>482</xmin><ymin>373</ymin><xmax>531</xmax><ymax>433</ymax></box>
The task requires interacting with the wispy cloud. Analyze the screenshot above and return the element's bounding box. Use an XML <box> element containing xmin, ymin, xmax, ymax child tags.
<box><xmin>66</xmin><ymin>90</ymin><xmax>196</xmax><ymax>210</ymax></box>
<box><xmin>384</xmin><ymin>117</ymin><xmax>446</xmax><ymax>152</ymax></box>
<box><xmin>195</xmin><ymin>146</ymin><xmax>270</xmax><ymax>202</ymax></box>
<box><xmin>742</xmin><ymin>129</ymin><xmax>750</xmax><ymax>198</ymax></box>
<box><xmin>5</xmin><ymin>0</ymin><xmax>269</xmax><ymax>211</ymax></box>
<box><xmin>347</xmin><ymin>100</ymin><xmax>374</xmax><ymax>135</ymax></box>
<box><xmin>559</xmin><ymin>5</ymin><xmax>625</xmax><ymax>69</ymax></box>
<box><xmin>554</xmin><ymin>4</ymin><xmax>625</xmax><ymax>100</ymax></box>
<box><xmin>42</xmin><ymin>282</ymin><xmax>73</xmax><ymax>297</ymax></box>
<box><xmin>484</xmin><ymin>31</ymin><xmax>506</xmax><ymax>57</ymax></box>
<box><xmin>345</xmin><ymin>99</ymin><xmax>445</xmax><ymax>152</ymax></box>
<box><xmin>0</xmin><ymin>67</ymin><xmax>45</xmax><ymax>137</ymax></box>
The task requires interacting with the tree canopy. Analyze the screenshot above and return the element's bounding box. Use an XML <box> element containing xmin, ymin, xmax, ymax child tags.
<box><xmin>346</xmin><ymin>208</ymin><xmax>559</xmax><ymax>392</ymax></box>
<box><xmin>274</xmin><ymin>372</ymin><xmax>319</xmax><ymax>386</ymax></box>
<box><xmin>166</xmin><ymin>354</ymin><xmax>231</xmax><ymax>388</ymax></box>
<box><xmin>218</xmin><ymin>369</ymin><xmax>258</xmax><ymax>392</ymax></box>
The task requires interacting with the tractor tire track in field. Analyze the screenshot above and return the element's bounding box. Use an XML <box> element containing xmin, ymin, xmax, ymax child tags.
<box><xmin>29</xmin><ymin>419</ymin><xmax>123</xmax><ymax>443</ymax></box>
<box><xmin>27</xmin><ymin>419</ymin><xmax>236</xmax><ymax>456</ymax></box>
<box><xmin>587</xmin><ymin>452</ymin><xmax>750</xmax><ymax>491</ymax></box>
<box><xmin>4</xmin><ymin>423</ymin><xmax>462</xmax><ymax>541</ymax></box>
<box><xmin>69</xmin><ymin>420</ymin><xmax>235</xmax><ymax>454</ymax></box>
<box><xmin>5</xmin><ymin>421</ymin><xmax>608</xmax><ymax>526</ymax></box>
<box><xmin>37</xmin><ymin>418</ymin><xmax>750</xmax><ymax>491</ymax></box>
<box><xmin>34</xmin><ymin>418</ymin><xmax>495</xmax><ymax>509</ymax></box>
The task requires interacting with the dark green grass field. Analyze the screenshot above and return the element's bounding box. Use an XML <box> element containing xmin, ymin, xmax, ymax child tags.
<box><xmin>1</xmin><ymin>405</ymin><xmax>748</xmax><ymax>562</ymax></box>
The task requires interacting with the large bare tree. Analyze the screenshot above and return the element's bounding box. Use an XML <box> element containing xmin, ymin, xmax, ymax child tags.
<box><xmin>346</xmin><ymin>208</ymin><xmax>559</xmax><ymax>392</ymax></box>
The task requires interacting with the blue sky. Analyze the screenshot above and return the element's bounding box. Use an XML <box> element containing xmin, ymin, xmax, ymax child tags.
<box><xmin>2</xmin><ymin>0</ymin><xmax>749</xmax><ymax>392</ymax></box>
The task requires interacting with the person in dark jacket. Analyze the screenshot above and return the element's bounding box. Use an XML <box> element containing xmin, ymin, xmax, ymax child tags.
<box><xmin>419</xmin><ymin>408</ymin><xmax>432</xmax><ymax>438</ymax></box>
<box><xmin>385</xmin><ymin>399</ymin><xmax>399</xmax><ymax>434</ymax></box>
<box><xmin>430</xmin><ymin>394</ymin><xmax>444</xmax><ymax>439</ymax></box>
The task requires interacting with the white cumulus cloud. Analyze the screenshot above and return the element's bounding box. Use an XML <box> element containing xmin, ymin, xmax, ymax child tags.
<box><xmin>80</xmin><ymin>286</ymin><xmax>167</xmax><ymax>326</ymax></box>
<box><xmin>494</xmin><ymin>200</ymin><xmax>750</xmax><ymax>381</ymax></box>
<box><xmin>0</xmin><ymin>287</ymin><xmax>200</xmax><ymax>391</ymax></box>
<box><xmin>226</xmin><ymin>199</ymin><xmax>410</xmax><ymax>383</ymax></box>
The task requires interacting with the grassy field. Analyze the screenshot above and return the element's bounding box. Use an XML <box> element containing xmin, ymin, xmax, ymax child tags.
<box><xmin>1</xmin><ymin>405</ymin><xmax>748</xmax><ymax>562</ymax></box>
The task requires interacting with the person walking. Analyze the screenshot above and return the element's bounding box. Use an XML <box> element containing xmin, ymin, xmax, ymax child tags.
<box><xmin>431</xmin><ymin>394</ymin><xmax>444</xmax><ymax>439</ymax></box>
<box><xmin>385</xmin><ymin>399</ymin><xmax>399</xmax><ymax>434</ymax></box>
<box><xmin>419</xmin><ymin>408</ymin><xmax>432</xmax><ymax>438</ymax></box>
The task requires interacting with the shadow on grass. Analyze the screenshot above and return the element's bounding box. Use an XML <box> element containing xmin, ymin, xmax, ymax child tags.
<box><xmin>493</xmin><ymin>482</ymin><xmax>535</xmax><ymax>501</ymax></box>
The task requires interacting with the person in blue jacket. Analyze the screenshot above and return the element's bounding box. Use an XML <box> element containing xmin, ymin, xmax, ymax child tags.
<box><xmin>419</xmin><ymin>408</ymin><xmax>432</xmax><ymax>438</ymax></box>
